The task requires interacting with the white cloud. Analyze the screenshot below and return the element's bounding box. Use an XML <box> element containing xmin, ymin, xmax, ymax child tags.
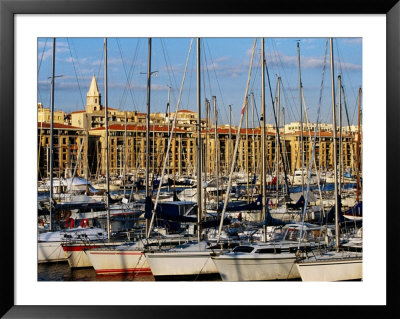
<box><xmin>266</xmin><ymin>51</ymin><xmax>361</xmax><ymax>71</ymax></box>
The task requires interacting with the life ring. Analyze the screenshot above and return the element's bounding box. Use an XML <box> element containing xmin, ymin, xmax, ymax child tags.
<box><xmin>80</xmin><ymin>219</ymin><xmax>89</xmax><ymax>228</ymax></box>
<box><xmin>65</xmin><ymin>218</ymin><xmax>75</xmax><ymax>228</ymax></box>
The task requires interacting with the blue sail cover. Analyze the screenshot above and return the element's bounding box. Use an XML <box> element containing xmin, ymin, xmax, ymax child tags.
<box><xmin>286</xmin><ymin>195</ymin><xmax>305</xmax><ymax>210</ymax></box>
<box><xmin>218</xmin><ymin>194</ymin><xmax>263</xmax><ymax>212</ymax></box>
<box><xmin>322</xmin><ymin>195</ymin><xmax>344</xmax><ymax>223</ymax></box>
<box><xmin>263</xmin><ymin>202</ymin><xmax>291</xmax><ymax>226</ymax></box>
<box><xmin>144</xmin><ymin>198</ymin><xmax>197</xmax><ymax>222</ymax></box>
<box><xmin>144</xmin><ymin>197</ymin><xmax>231</xmax><ymax>228</ymax></box>
<box><xmin>53</xmin><ymin>201</ymin><xmax>107</xmax><ymax>212</ymax></box>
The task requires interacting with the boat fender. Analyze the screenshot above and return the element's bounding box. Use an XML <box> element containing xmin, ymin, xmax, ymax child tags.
<box><xmin>80</xmin><ymin>219</ymin><xmax>89</xmax><ymax>228</ymax></box>
<box><xmin>65</xmin><ymin>218</ymin><xmax>75</xmax><ymax>228</ymax></box>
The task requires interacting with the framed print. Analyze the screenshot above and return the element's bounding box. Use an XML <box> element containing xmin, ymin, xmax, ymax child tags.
<box><xmin>1</xmin><ymin>0</ymin><xmax>398</xmax><ymax>317</ymax></box>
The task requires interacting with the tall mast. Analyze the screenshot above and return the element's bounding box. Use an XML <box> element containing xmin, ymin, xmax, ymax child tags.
<box><xmin>338</xmin><ymin>75</ymin><xmax>343</xmax><ymax>196</ymax></box>
<box><xmin>145</xmin><ymin>38</ymin><xmax>152</xmax><ymax>199</ymax></box>
<box><xmin>329</xmin><ymin>38</ymin><xmax>340</xmax><ymax>252</ymax></box>
<box><xmin>217</xmin><ymin>38</ymin><xmax>257</xmax><ymax>243</ymax></box>
<box><xmin>123</xmin><ymin>111</ymin><xmax>127</xmax><ymax>196</ymax></box>
<box><xmin>251</xmin><ymin>92</ymin><xmax>256</xmax><ymax>201</ymax></box>
<box><xmin>297</xmin><ymin>41</ymin><xmax>304</xmax><ymax>196</ymax></box>
<box><xmin>167</xmin><ymin>86</ymin><xmax>171</xmax><ymax>192</ymax></box>
<box><xmin>261</xmin><ymin>38</ymin><xmax>267</xmax><ymax>242</ymax></box>
<box><xmin>282</xmin><ymin>107</ymin><xmax>287</xmax><ymax>194</ymax></box>
<box><xmin>245</xmin><ymin>96</ymin><xmax>249</xmax><ymax>203</ymax></box>
<box><xmin>213</xmin><ymin>96</ymin><xmax>219</xmax><ymax>210</ymax></box>
<box><xmin>49</xmin><ymin>38</ymin><xmax>56</xmax><ymax>232</ymax></box>
<box><xmin>196</xmin><ymin>38</ymin><xmax>202</xmax><ymax>243</ymax></box>
<box><xmin>228</xmin><ymin>105</ymin><xmax>232</xmax><ymax>174</ymax></box>
<box><xmin>205</xmin><ymin>99</ymin><xmax>209</xmax><ymax>181</ymax></box>
<box><xmin>104</xmin><ymin>37</ymin><xmax>111</xmax><ymax>240</ymax></box>
<box><xmin>356</xmin><ymin>87</ymin><xmax>362</xmax><ymax>202</ymax></box>
<box><xmin>276</xmin><ymin>77</ymin><xmax>281</xmax><ymax>206</ymax></box>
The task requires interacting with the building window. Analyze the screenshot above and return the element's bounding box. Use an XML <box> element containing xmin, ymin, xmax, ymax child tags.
<box><xmin>95</xmin><ymin>98</ymin><xmax>97</xmax><ymax>103</ymax></box>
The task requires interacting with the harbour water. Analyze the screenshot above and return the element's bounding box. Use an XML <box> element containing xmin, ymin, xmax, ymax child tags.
<box><xmin>38</xmin><ymin>262</ymin><xmax>222</xmax><ymax>281</ymax></box>
<box><xmin>38</xmin><ymin>262</ymin><xmax>156</xmax><ymax>281</ymax></box>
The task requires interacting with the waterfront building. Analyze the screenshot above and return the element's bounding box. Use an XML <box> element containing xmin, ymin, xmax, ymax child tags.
<box><xmin>38</xmin><ymin>76</ymin><xmax>360</xmax><ymax>181</ymax></box>
<box><xmin>37</xmin><ymin>122</ymin><xmax>87</xmax><ymax>179</ymax></box>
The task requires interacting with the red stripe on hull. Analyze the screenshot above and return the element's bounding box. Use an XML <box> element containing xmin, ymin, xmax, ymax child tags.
<box><xmin>89</xmin><ymin>252</ymin><xmax>143</xmax><ymax>256</ymax></box>
<box><xmin>95</xmin><ymin>268</ymin><xmax>152</xmax><ymax>275</ymax></box>
<box><xmin>62</xmin><ymin>245</ymin><xmax>98</xmax><ymax>252</ymax></box>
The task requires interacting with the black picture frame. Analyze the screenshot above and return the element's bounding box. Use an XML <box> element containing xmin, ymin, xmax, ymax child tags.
<box><xmin>1</xmin><ymin>0</ymin><xmax>398</xmax><ymax>318</ymax></box>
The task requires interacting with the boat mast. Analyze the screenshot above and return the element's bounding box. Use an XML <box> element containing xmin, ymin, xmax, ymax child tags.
<box><xmin>196</xmin><ymin>38</ymin><xmax>202</xmax><ymax>242</ymax></box>
<box><xmin>246</xmin><ymin>96</ymin><xmax>249</xmax><ymax>204</ymax></box>
<box><xmin>49</xmin><ymin>37</ymin><xmax>56</xmax><ymax>232</ymax></box>
<box><xmin>297</xmin><ymin>41</ymin><xmax>304</xmax><ymax>196</ymax></box>
<box><xmin>217</xmin><ymin>38</ymin><xmax>256</xmax><ymax>243</ymax></box>
<box><xmin>329</xmin><ymin>38</ymin><xmax>340</xmax><ymax>252</ymax></box>
<box><xmin>356</xmin><ymin>87</ymin><xmax>362</xmax><ymax>202</ymax></box>
<box><xmin>228</xmin><ymin>105</ymin><xmax>232</xmax><ymax>175</ymax></box>
<box><xmin>261</xmin><ymin>38</ymin><xmax>267</xmax><ymax>242</ymax></box>
<box><xmin>104</xmin><ymin>38</ymin><xmax>111</xmax><ymax>241</ymax></box>
<box><xmin>276</xmin><ymin>77</ymin><xmax>281</xmax><ymax>206</ymax></box>
<box><xmin>145</xmin><ymin>38</ymin><xmax>152</xmax><ymax>200</ymax></box>
<box><xmin>123</xmin><ymin>111</ymin><xmax>127</xmax><ymax>196</ymax></box>
<box><xmin>213</xmin><ymin>96</ymin><xmax>219</xmax><ymax>210</ymax></box>
<box><xmin>251</xmin><ymin>92</ymin><xmax>256</xmax><ymax>202</ymax></box>
<box><xmin>167</xmin><ymin>85</ymin><xmax>171</xmax><ymax>192</ymax></box>
<box><xmin>338</xmin><ymin>75</ymin><xmax>343</xmax><ymax>196</ymax></box>
<box><xmin>145</xmin><ymin>38</ymin><xmax>152</xmax><ymax>236</ymax></box>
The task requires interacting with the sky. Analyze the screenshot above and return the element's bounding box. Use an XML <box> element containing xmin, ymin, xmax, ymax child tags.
<box><xmin>37</xmin><ymin>37</ymin><xmax>362</xmax><ymax>126</ymax></box>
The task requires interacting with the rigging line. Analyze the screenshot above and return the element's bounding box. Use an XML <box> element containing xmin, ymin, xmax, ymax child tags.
<box><xmin>201</xmin><ymin>43</ymin><xmax>211</xmax><ymax>107</ymax></box>
<box><xmin>185</xmin><ymin>49</ymin><xmax>195</xmax><ymax>109</ymax></box>
<box><xmin>66</xmin><ymin>38</ymin><xmax>85</xmax><ymax>108</ymax></box>
<box><xmin>217</xmin><ymin>38</ymin><xmax>257</xmax><ymax>243</ymax></box>
<box><xmin>96</xmin><ymin>42</ymin><xmax>104</xmax><ymax>82</ymax></box>
<box><xmin>340</xmin><ymin>83</ymin><xmax>353</xmax><ymax>130</ymax></box>
<box><xmin>116</xmin><ymin>38</ymin><xmax>139</xmax><ymax>110</ymax></box>
<box><xmin>160</xmin><ymin>39</ymin><xmax>180</xmax><ymax>107</ymax></box>
<box><xmin>297</xmin><ymin>39</ymin><xmax>328</xmax><ymax>248</ymax></box>
<box><xmin>335</xmin><ymin>41</ymin><xmax>359</xmax><ymax>108</ymax></box>
<box><xmin>203</xmin><ymin>42</ymin><xmax>214</xmax><ymax>107</ymax></box>
<box><xmin>204</xmin><ymin>40</ymin><xmax>229</xmax><ymax>123</ymax></box>
<box><xmin>37</xmin><ymin>38</ymin><xmax>48</xmax><ymax>75</ymax></box>
<box><xmin>279</xmin><ymin>81</ymin><xmax>297</xmax><ymax>123</ymax></box>
<box><xmin>251</xmin><ymin>91</ymin><xmax>262</xmax><ymax>127</ymax></box>
<box><xmin>270</xmin><ymin>39</ymin><xmax>299</xmax><ymax>118</ymax></box>
<box><xmin>249</xmin><ymin>45</ymin><xmax>261</xmax><ymax>94</ymax></box>
<box><xmin>147</xmin><ymin>38</ymin><xmax>194</xmax><ymax>238</ymax></box>
<box><xmin>37</xmin><ymin>38</ymin><xmax>49</xmax><ymax>104</ymax></box>
<box><xmin>265</xmin><ymin>60</ymin><xmax>290</xmax><ymax>194</ymax></box>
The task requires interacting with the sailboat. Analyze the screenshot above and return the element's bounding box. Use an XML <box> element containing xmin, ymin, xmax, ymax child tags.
<box><xmin>37</xmin><ymin>38</ymin><xmax>108</xmax><ymax>264</ymax></box>
<box><xmin>295</xmin><ymin>38</ymin><xmax>362</xmax><ymax>281</ymax></box>
<box><xmin>145</xmin><ymin>38</ymin><xmax>224</xmax><ymax>279</ymax></box>
<box><xmin>86</xmin><ymin>38</ymin><xmax>201</xmax><ymax>275</ymax></box>
<box><xmin>211</xmin><ymin>38</ymin><xmax>327</xmax><ymax>281</ymax></box>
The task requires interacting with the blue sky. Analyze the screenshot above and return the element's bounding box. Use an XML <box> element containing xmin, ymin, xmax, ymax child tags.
<box><xmin>37</xmin><ymin>37</ymin><xmax>362</xmax><ymax>126</ymax></box>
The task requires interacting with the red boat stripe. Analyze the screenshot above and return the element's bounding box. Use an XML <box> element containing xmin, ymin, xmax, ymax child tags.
<box><xmin>62</xmin><ymin>246</ymin><xmax>98</xmax><ymax>252</ymax></box>
<box><xmin>89</xmin><ymin>252</ymin><xmax>144</xmax><ymax>256</ymax></box>
<box><xmin>95</xmin><ymin>268</ymin><xmax>152</xmax><ymax>274</ymax></box>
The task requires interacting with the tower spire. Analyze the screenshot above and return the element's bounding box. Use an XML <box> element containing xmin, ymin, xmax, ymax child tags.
<box><xmin>86</xmin><ymin>74</ymin><xmax>101</xmax><ymax>112</ymax></box>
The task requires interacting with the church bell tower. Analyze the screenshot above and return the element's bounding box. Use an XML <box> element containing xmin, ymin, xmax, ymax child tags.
<box><xmin>86</xmin><ymin>74</ymin><xmax>101</xmax><ymax>113</ymax></box>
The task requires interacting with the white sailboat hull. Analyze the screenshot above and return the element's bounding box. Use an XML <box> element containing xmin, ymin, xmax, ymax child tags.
<box><xmin>296</xmin><ymin>255</ymin><xmax>362</xmax><ymax>281</ymax></box>
<box><xmin>212</xmin><ymin>253</ymin><xmax>299</xmax><ymax>281</ymax></box>
<box><xmin>62</xmin><ymin>242</ymin><xmax>123</xmax><ymax>268</ymax></box>
<box><xmin>38</xmin><ymin>241</ymin><xmax>66</xmax><ymax>263</ymax></box>
<box><xmin>86</xmin><ymin>249</ymin><xmax>150</xmax><ymax>275</ymax></box>
<box><xmin>146</xmin><ymin>251</ymin><xmax>217</xmax><ymax>277</ymax></box>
